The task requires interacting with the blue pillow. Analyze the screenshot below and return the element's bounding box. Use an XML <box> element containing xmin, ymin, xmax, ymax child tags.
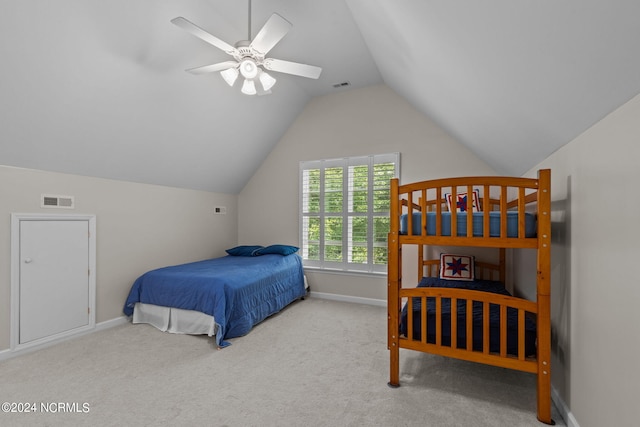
<box><xmin>252</xmin><ymin>244</ymin><xmax>299</xmax><ymax>256</ymax></box>
<box><xmin>225</xmin><ymin>245</ymin><xmax>263</xmax><ymax>256</ymax></box>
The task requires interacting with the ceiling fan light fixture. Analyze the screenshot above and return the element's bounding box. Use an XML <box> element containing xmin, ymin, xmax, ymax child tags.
<box><xmin>239</xmin><ymin>58</ymin><xmax>259</xmax><ymax>79</ymax></box>
<box><xmin>220</xmin><ymin>67</ymin><xmax>239</xmax><ymax>86</ymax></box>
<box><xmin>259</xmin><ymin>71</ymin><xmax>276</xmax><ymax>91</ymax></box>
<box><xmin>241</xmin><ymin>78</ymin><xmax>257</xmax><ymax>95</ymax></box>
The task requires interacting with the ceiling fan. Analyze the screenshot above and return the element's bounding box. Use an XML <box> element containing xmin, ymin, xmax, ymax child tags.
<box><xmin>171</xmin><ymin>1</ymin><xmax>322</xmax><ymax>95</ymax></box>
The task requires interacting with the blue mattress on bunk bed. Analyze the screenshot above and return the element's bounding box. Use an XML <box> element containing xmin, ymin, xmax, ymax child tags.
<box><xmin>123</xmin><ymin>254</ymin><xmax>306</xmax><ymax>347</ymax></box>
<box><xmin>400</xmin><ymin>277</ymin><xmax>537</xmax><ymax>356</ymax></box>
<box><xmin>400</xmin><ymin>211</ymin><xmax>536</xmax><ymax>237</ymax></box>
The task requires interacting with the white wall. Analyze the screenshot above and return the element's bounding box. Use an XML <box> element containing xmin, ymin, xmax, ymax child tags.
<box><xmin>514</xmin><ymin>93</ymin><xmax>640</xmax><ymax>426</ymax></box>
<box><xmin>0</xmin><ymin>166</ymin><xmax>237</xmax><ymax>351</ymax></box>
<box><xmin>238</xmin><ymin>84</ymin><xmax>496</xmax><ymax>300</ymax></box>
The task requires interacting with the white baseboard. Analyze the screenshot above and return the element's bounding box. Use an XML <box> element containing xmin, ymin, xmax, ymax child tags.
<box><xmin>309</xmin><ymin>291</ymin><xmax>386</xmax><ymax>307</ymax></box>
<box><xmin>0</xmin><ymin>348</ymin><xmax>13</xmax><ymax>362</ymax></box>
<box><xmin>552</xmin><ymin>386</ymin><xmax>579</xmax><ymax>427</ymax></box>
<box><xmin>0</xmin><ymin>316</ymin><xmax>130</xmax><ymax>362</ymax></box>
<box><xmin>95</xmin><ymin>316</ymin><xmax>129</xmax><ymax>331</ymax></box>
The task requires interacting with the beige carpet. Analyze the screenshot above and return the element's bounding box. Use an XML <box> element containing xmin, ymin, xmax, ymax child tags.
<box><xmin>0</xmin><ymin>298</ymin><xmax>564</xmax><ymax>426</ymax></box>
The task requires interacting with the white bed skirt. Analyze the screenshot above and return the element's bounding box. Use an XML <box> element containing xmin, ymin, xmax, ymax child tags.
<box><xmin>132</xmin><ymin>303</ymin><xmax>217</xmax><ymax>337</ymax></box>
<box><xmin>131</xmin><ymin>275</ymin><xmax>308</xmax><ymax>338</ymax></box>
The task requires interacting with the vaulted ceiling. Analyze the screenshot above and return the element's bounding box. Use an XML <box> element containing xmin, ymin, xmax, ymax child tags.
<box><xmin>2</xmin><ymin>0</ymin><xmax>639</xmax><ymax>193</ymax></box>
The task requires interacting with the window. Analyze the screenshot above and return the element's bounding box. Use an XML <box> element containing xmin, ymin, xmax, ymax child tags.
<box><xmin>300</xmin><ymin>153</ymin><xmax>399</xmax><ymax>273</ymax></box>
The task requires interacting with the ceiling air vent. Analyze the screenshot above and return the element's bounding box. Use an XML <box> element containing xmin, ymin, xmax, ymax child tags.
<box><xmin>41</xmin><ymin>194</ymin><xmax>75</xmax><ymax>209</ymax></box>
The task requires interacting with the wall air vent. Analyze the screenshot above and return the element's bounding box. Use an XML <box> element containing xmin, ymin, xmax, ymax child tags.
<box><xmin>41</xmin><ymin>194</ymin><xmax>75</xmax><ymax>209</ymax></box>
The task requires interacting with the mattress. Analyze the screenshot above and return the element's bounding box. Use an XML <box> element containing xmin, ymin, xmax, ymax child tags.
<box><xmin>400</xmin><ymin>211</ymin><xmax>536</xmax><ymax>237</ymax></box>
<box><xmin>400</xmin><ymin>276</ymin><xmax>537</xmax><ymax>356</ymax></box>
<box><xmin>123</xmin><ymin>254</ymin><xmax>306</xmax><ymax>347</ymax></box>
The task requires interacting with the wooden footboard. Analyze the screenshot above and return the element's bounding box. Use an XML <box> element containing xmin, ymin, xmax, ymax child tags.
<box><xmin>399</xmin><ymin>287</ymin><xmax>538</xmax><ymax>373</ymax></box>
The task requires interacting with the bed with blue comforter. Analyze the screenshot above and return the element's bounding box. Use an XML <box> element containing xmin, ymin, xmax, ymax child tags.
<box><xmin>123</xmin><ymin>252</ymin><xmax>306</xmax><ymax>347</ymax></box>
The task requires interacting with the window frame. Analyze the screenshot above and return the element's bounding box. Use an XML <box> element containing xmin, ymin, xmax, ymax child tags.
<box><xmin>299</xmin><ymin>152</ymin><xmax>399</xmax><ymax>274</ymax></box>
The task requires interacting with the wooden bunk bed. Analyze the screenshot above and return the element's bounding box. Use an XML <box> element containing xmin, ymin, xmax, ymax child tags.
<box><xmin>387</xmin><ymin>169</ymin><xmax>553</xmax><ymax>425</ymax></box>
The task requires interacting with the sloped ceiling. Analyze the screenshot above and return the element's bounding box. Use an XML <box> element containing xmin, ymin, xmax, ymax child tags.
<box><xmin>1</xmin><ymin>0</ymin><xmax>639</xmax><ymax>193</ymax></box>
<box><xmin>346</xmin><ymin>0</ymin><xmax>640</xmax><ymax>176</ymax></box>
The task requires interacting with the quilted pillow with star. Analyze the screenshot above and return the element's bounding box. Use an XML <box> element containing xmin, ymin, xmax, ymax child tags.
<box><xmin>439</xmin><ymin>254</ymin><xmax>475</xmax><ymax>281</ymax></box>
<box><xmin>445</xmin><ymin>189</ymin><xmax>481</xmax><ymax>213</ymax></box>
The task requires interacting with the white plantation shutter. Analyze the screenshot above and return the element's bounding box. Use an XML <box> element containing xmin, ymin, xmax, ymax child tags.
<box><xmin>300</xmin><ymin>153</ymin><xmax>399</xmax><ymax>273</ymax></box>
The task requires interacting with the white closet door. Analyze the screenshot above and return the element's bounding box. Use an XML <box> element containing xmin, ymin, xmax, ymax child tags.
<box><xmin>19</xmin><ymin>220</ymin><xmax>90</xmax><ymax>344</ymax></box>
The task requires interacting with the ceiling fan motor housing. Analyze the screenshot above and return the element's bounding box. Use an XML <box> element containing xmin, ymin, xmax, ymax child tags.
<box><xmin>235</xmin><ymin>41</ymin><xmax>263</xmax><ymax>60</ymax></box>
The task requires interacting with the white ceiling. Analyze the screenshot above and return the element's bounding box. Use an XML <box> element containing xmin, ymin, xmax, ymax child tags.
<box><xmin>2</xmin><ymin>0</ymin><xmax>639</xmax><ymax>193</ymax></box>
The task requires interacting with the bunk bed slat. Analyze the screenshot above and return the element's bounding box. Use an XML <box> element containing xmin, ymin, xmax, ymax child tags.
<box><xmin>407</xmin><ymin>192</ymin><xmax>414</xmax><ymax>236</ymax></box>
<box><xmin>518</xmin><ymin>187</ymin><xmax>526</xmax><ymax>238</ymax></box>
<box><xmin>500</xmin><ymin>305</ymin><xmax>507</xmax><ymax>357</ymax></box>
<box><xmin>421</xmin><ymin>297</ymin><xmax>427</xmax><ymax>343</ymax></box>
<box><xmin>466</xmin><ymin>299</ymin><xmax>473</xmax><ymax>351</ymax></box>
<box><xmin>451</xmin><ymin>297</ymin><xmax>458</xmax><ymax>349</ymax></box>
<box><xmin>500</xmin><ymin>186</ymin><xmax>508</xmax><ymax>238</ymax></box>
<box><xmin>421</xmin><ymin>189</ymin><xmax>427</xmax><ymax>236</ymax></box>
<box><xmin>483</xmin><ymin>184</ymin><xmax>490</xmax><ymax>238</ymax></box>
<box><xmin>467</xmin><ymin>184</ymin><xmax>474</xmax><ymax>237</ymax></box>
<box><xmin>436</xmin><ymin>187</ymin><xmax>442</xmax><ymax>236</ymax></box>
<box><xmin>483</xmin><ymin>301</ymin><xmax>490</xmax><ymax>354</ymax></box>
<box><xmin>407</xmin><ymin>297</ymin><xmax>413</xmax><ymax>342</ymax></box>
<box><xmin>450</xmin><ymin>185</ymin><xmax>457</xmax><ymax>236</ymax></box>
<box><xmin>435</xmin><ymin>297</ymin><xmax>442</xmax><ymax>345</ymax></box>
<box><xmin>518</xmin><ymin>309</ymin><xmax>526</xmax><ymax>361</ymax></box>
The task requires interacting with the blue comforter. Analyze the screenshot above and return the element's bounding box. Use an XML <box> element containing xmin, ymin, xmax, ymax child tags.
<box><xmin>123</xmin><ymin>254</ymin><xmax>306</xmax><ymax>347</ymax></box>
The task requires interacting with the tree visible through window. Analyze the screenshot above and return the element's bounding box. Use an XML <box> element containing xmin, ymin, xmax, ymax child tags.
<box><xmin>300</xmin><ymin>153</ymin><xmax>399</xmax><ymax>273</ymax></box>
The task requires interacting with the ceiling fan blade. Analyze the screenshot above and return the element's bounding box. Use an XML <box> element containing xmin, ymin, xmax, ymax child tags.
<box><xmin>250</xmin><ymin>13</ymin><xmax>292</xmax><ymax>55</ymax></box>
<box><xmin>171</xmin><ymin>17</ymin><xmax>238</xmax><ymax>56</ymax></box>
<box><xmin>263</xmin><ymin>58</ymin><xmax>322</xmax><ymax>79</ymax></box>
<box><xmin>185</xmin><ymin>61</ymin><xmax>238</xmax><ymax>75</ymax></box>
